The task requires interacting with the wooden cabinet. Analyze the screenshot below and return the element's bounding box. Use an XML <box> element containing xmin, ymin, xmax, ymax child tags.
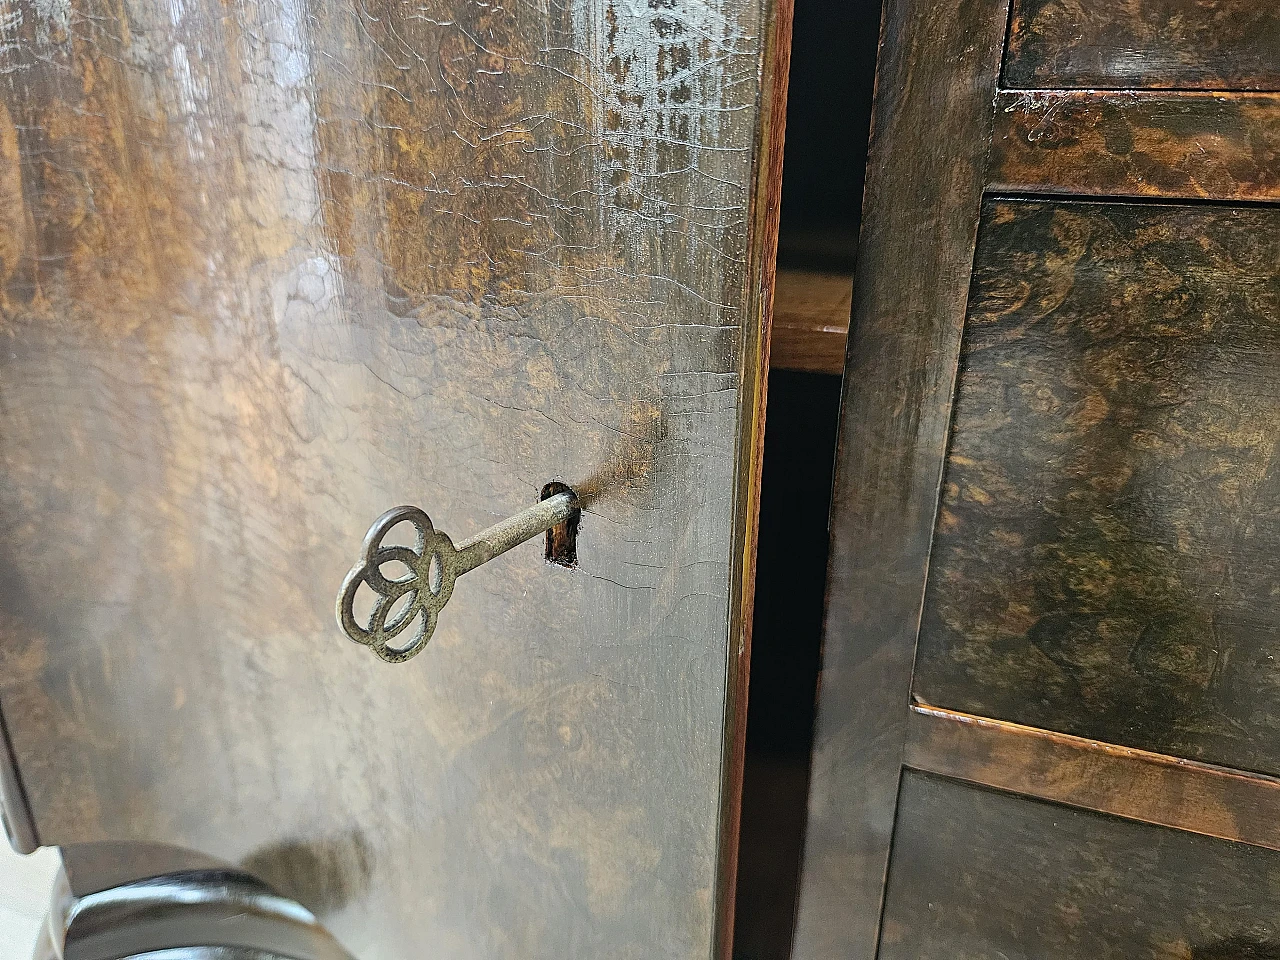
<box><xmin>1</xmin><ymin>0</ymin><xmax>1276</xmax><ymax>954</ymax></box>
<box><xmin>796</xmin><ymin>0</ymin><xmax>1280</xmax><ymax>957</ymax></box>
<box><xmin>0</xmin><ymin>0</ymin><xmax>790</xmax><ymax>955</ymax></box>
<box><xmin>1005</xmin><ymin>0</ymin><xmax>1280</xmax><ymax>90</ymax></box>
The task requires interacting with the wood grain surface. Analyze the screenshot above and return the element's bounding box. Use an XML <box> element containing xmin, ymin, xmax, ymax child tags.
<box><xmin>916</xmin><ymin>197</ymin><xmax>1280</xmax><ymax>776</ymax></box>
<box><xmin>789</xmin><ymin>0</ymin><xmax>1014</xmax><ymax>955</ymax></box>
<box><xmin>991</xmin><ymin>92</ymin><xmax>1280</xmax><ymax>202</ymax></box>
<box><xmin>906</xmin><ymin>706</ymin><xmax>1280</xmax><ymax>851</ymax></box>
<box><xmin>716</xmin><ymin>0</ymin><xmax>793</xmax><ymax>951</ymax></box>
<box><xmin>881</xmin><ymin>771</ymin><xmax>1280</xmax><ymax>959</ymax></box>
<box><xmin>768</xmin><ymin>270</ymin><xmax>852</xmax><ymax>375</ymax></box>
<box><xmin>0</xmin><ymin>0</ymin><xmax>784</xmax><ymax>954</ymax></box>
<box><xmin>1005</xmin><ymin>0</ymin><xmax>1280</xmax><ymax>91</ymax></box>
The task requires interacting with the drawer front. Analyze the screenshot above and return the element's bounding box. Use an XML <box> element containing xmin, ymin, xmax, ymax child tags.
<box><xmin>990</xmin><ymin>92</ymin><xmax>1280</xmax><ymax>203</ymax></box>
<box><xmin>881</xmin><ymin>771</ymin><xmax>1280</xmax><ymax>959</ymax></box>
<box><xmin>1005</xmin><ymin>0</ymin><xmax>1280</xmax><ymax>90</ymax></box>
<box><xmin>914</xmin><ymin>197</ymin><xmax>1280</xmax><ymax>774</ymax></box>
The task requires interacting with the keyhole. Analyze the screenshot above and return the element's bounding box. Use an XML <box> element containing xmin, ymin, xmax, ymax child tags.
<box><xmin>541</xmin><ymin>481</ymin><xmax>580</xmax><ymax>567</ymax></box>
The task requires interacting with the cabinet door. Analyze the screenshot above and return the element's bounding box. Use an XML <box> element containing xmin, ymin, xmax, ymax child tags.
<box><xmin>0</xmin><ymin>0</ymin><xmax>790</xmax><ymax>954</ymax></box>
<box><xmin>794</xmin><ymin>0</ymin><xmax>1280</xmax><ymax>957</ymax></box>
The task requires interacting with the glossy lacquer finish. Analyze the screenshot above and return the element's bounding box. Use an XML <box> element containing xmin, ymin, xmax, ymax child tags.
<box><xmin>916</xmin><ymin>198</ymin><xmax>1280</xmax><ymax>775</ymax></box>
<box><xmin>991</xmin><ymin>92</ymin><xmax>1280</xmax><ymax>203</ymax></box>
<box><xmin>0</xmin><ymin>0</ymin><xmax>784</xmax><ymax>953</ymax></box>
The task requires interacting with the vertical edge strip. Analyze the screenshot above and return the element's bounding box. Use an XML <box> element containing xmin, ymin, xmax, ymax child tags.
<box><xmin>789</xmin><ymin>0</ymin><xmax>1013</xmax><ymax>955</ymax></box>
<box><xmin>989</xmin><ymin>91</ymin><xmax>1280</xmax><ymax>202</ymax></box>
<box><xmin>714</xmin><ymin>0</ymin><xmax>793</xmax><ymax>955</ymax></box>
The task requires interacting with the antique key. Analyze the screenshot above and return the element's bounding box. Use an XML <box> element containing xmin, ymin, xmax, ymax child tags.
<box><xmin>336</xmin><ymin>487</ymin><xmax>579</xmax><ymax>663</ymax></box>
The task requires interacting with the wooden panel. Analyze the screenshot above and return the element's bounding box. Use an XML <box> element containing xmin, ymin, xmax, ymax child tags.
<box><xmin>769</xmin><ymin>270</ymin><xmax>851</xmax><ymax>374</ymax></box>
<box><xmin>1005</xmin><ymin>0</ymin><xmax>1280</xmax><ymax>91</ymax></box>
<box><xmin>906</xmin><ymin>706</ymin><xmax>1280</xmax><ymax>851</ymax></box>
<box><xmin>0</xmin><ymin>0</ymin><xmax>784</xmax><ymax>956</ymax></box>
<box><xmin>789</xmin><ymin>0</ymin><xmax>1014</xmax><ymax>954</ymax></box>
<box><xmin>881</xmin><ymin>772</ymin><xmax>1280</xmax><ymax>959</ymax></box>
<box><xmin>991</xmin><ymin>92</ymin><xmax>1280</xmax><ymax>202</ymax></box>
<box><xmin>915</xmin><ymin>198</ymin><xmax>1280</xmax><ymax>775</ymax></box>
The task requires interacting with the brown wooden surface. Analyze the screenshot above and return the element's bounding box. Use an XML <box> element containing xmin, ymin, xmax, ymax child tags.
<box><xmin>915</xmin><ymin>197</ymin><xmax>1280</xmax><ymax>776</ymax></box>
<box><xmin>991</xmin><ymin>92</ymin><xmax>1280</xmax><ymax>202</ymax></box>
<box><xmin>716</xmin><ymin>0</ymin><xmax>792</xmax><ymax>951</ymax></box>
<box><xmin>0</xmin><ymin>0</ymin><xmax>783</xmax><ymax>955</ymax></box>
<box><xmin>789</xmin><ymin>0</ymin><xmax>1014</xmax><ymax>954</ymax></box>
<box><xmin>769</xmin><ymin>269</ymin><xmax>852</xmax><ymax>375</ymax></box>
<box><xmin>881</xmin><ymin>771</ymin><xmax>1280</xmax><ymax>959</ymax></box>
<box><xmin>906</xmin><ymin>706</ymin><xmax>1280</xmax><ymax>851</ymax></box>
<box><xmin>1005</xmin><ymin>0</ymin><xmax>1280</xmax><ymax>91</ymax></box>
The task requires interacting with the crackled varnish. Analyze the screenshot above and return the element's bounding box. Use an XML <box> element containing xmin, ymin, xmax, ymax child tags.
<box><xmin>796</xmin><ymin>0</ymin><xmax>1280</xmax><ymax>956</ymax></box>
<box><xmin>991</xmin><ymin>92</ymin><xmax>1280</xmax><ymax>201</ymax></box>
<box><xmin>0</xmin><ymin>0</ymin><xmax>790</xmax><ymax>954</ymax></box>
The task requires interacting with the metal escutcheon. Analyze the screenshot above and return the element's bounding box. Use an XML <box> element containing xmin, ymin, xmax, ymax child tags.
<box><xmin>335</xmin><ymin>489</ymin><xmax>579</xmax><ymax>663</ymax></box>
